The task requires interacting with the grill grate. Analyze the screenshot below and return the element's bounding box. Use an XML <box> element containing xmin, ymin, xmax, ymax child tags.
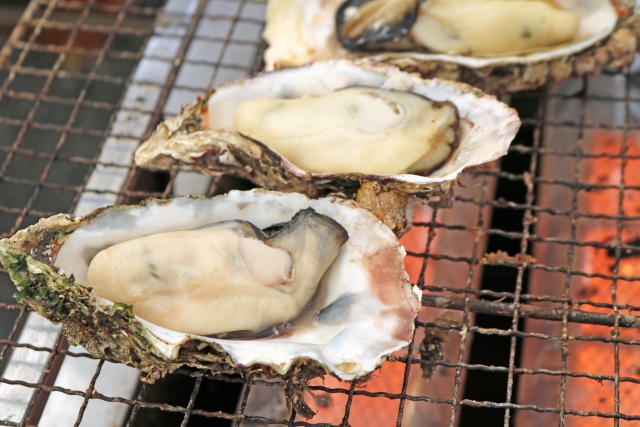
<box><xmin>2</xmin><ymin>0</ymin><xmax>640</xmax><ymax>426</ymax></box>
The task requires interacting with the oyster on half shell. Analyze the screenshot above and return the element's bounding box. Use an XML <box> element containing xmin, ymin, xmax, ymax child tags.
<box><xmin>0</xmin><ymin>190</ymin><xmax>420</xmax><ymax>399</ymax></box>
<box><xmin>264</xmin><ymin>0</ymin><xmax>640</xmax><ymax>91</ymax></box>
<box><xmin>135</xmin><ymin>60</ymin><xmax>519</xmax><ymax>235</ymax></box>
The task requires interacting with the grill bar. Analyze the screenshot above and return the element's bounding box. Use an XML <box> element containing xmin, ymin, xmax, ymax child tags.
<box><xmin>502</xmin><ymin>82</ymin><xmax>543</xmax><ymax>427</ymax></box>
<box><xmin>446</xmin><ymin>169</ymin><xmax>494</xmax><ymax>426</ymax></box>
<box><xmin>607</xmin><ymin>69</ymin><xmax>630</xmax><ymax>427</ymax></box>
<box><xmin>421</xmin><ymin>294</ymin><xmax>640</xmax><ymax>329</ymax></box>
<box><xmin>395</xmin><ymin>185</ymin><xmax>439</xmax><ymax>426</ymax></box>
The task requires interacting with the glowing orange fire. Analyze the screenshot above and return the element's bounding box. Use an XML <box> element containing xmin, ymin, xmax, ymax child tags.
<box><xmin>567</xmin><ymin>130</ymin><xmax>640</xmax><ymax>424</ymax></box>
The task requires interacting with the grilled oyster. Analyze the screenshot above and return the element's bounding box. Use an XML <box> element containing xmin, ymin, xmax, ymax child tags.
<box><xmin>135</xmin><ymin>60</ymin><xmax>519</xmax><ymax>235</ymax></box>
<box><xmin>0</xmin><ymin>190</ymin><xmax>419</xmax><ymax>391</ymax></box>
<box><xmin>264</xmin><ymin>0</ymin><xmax>639</xmax><ymax>91</ymax></box>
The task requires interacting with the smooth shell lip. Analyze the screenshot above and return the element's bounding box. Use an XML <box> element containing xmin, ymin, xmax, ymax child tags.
<box><xmin>264</xmin><ymin>0</ymin><xmax>618</xmax><ymax>69</ymax></box>
<box><xmin>52</xmin><ymin>189</ymin><xmax>420</xmax><ymax>380</ymax></box>
<box><xmin>137</xmin><ymin>59</ymin><xmax>520</xmax><ymax>188</ymax></box>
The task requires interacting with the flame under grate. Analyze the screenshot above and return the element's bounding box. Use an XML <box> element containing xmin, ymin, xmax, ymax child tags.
<box><xmin>2</xmin><ymin>0</ymin><xmax>640</xmax><ymax>426</ymax></box>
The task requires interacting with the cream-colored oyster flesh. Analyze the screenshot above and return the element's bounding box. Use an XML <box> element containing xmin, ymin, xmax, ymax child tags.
<box><xmin>411</xmin><ymin>0</ymin><xmax>580</xmax><ymax>56</ymax></box>
<box><xmin>233</xmin><ymin>87</ymin><xmax>458</xmax><ymax>174</ymax></box>
<box><xmin>86</xmin><ymin>209</ymin><xmax>348</xmax><ymax>336</ymax></box>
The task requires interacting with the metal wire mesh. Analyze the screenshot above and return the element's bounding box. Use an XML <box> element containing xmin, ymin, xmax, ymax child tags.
<box><xmin>2</xmin><ymin>0</ymin><xmax>640</xmax><ymax>426</ymax></box>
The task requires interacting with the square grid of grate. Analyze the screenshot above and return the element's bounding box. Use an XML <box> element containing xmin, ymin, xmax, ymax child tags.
<box><xmin>2</xmin><ymin>0</ymin><xmax>640</xmax><ymax>426</ymax></box>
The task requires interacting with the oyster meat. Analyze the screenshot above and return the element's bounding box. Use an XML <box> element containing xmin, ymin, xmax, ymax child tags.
<box><xmin>338</xmin><ymin>0</ymin><xmax>581</xmax><ymax>56</ymax></box>
<box><xmin>86</xmin><ymin>209</ymin><xmax>348</xmax><ymax>335</ymax></box>
<box><xmin>135</xmin><ymin>60</ymin><xmax>519</xmax><ymax>235</ymax></box>
<box><xmin>264</xmin><ymin>0</ymin><xmax>636</xmax><ymax>91</ymax></box>
<box><xmin>232</xmin><ymin>87</ymin><xmax>459</xmax><ymax>175</ymax></box>
<box><xmin>0</xmin><ymin>190</ymin><xmax>420</xmax><ymax>383</ymax></box>
<box><xmin>410</xmin><ymin>0</ymin><xmax>580</xmax><ymax>56</ymax></box>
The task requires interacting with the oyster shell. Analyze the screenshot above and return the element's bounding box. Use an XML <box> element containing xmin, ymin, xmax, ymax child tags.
<box><xmin>263</xmin><ymin>0</ymin><xmax>639</xmax><ymax>91</ymax></box>
<box><xmin>0</xmin><ymin>190</ymin><xmax>419</xmax><ymax>386</ymax></box>
<box><xmin>135</xmin><ymin>60</ymin><xmax>519</xmax><ymax>235</ymax></box>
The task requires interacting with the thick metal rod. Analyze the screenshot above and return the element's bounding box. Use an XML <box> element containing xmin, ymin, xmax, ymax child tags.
<box><xmin>422</xmin><ymin>294</ymin><xmax>640</xmax><ymax>329</ymax></box>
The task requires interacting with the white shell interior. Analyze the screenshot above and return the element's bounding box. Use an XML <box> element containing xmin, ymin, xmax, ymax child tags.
<box><xmin>263</xmin><ymin>0</ymin><xmax>617</xmax><ymax>69</ymax></box>
<box><xmin>207</xmin><ymin>60</ymin><xmax>519</xmax><ymax>185</ymax></box>
<box><xmin>55</xmin><ymin>190</ymin><xmax>420</xmax><ymax>380</ymax></box>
